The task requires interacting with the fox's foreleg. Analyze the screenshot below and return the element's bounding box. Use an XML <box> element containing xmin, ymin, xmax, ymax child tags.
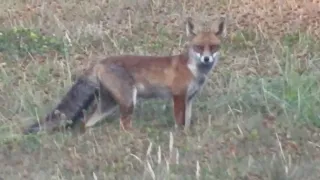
<box><xmin>172</xmin><ymin>88</ymin><xmax>197</xmax><ymax>130</ymax></box>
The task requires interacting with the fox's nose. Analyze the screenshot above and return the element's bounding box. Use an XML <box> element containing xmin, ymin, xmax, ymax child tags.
<box><xmin>203</xmin><ymin>56</ymin><xmax>210</xmax><ymax>63</ymax></box>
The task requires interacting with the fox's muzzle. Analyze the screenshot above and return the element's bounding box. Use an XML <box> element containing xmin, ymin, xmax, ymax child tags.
<box><xmin>189</xmin><ymin>48</ymin><xmax>220</xmax><ymax>70</ymax></box>
<box><xmin>191</xmin><ymin>51</ymin><xmax>220</xmax><ymax>74</ymax></box>
<box><xmin>200</xmin><ymin>51</ymin><xmax>220</xmax><ymax>64</ymax></box>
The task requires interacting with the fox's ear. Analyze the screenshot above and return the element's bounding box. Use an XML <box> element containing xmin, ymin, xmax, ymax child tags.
<box><xmin>215</xmin><ymin>17</ymin><xmax>226</xmax><ymax>36</ymax></box>
<box><xmin>185</xmin><ymin>17</ymin><xmax>196</xmax><ymax>37</ymax></box>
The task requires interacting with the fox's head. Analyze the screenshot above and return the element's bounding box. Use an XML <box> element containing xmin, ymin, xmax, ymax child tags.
<box><xmin>185</xmin><ymin>17</ymin><xmax>225</xmax><ymax>74</ymax></box>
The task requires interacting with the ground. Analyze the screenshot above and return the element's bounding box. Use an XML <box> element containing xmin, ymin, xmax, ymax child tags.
<box><xmin>1</xmin><ymin>0</ymin><xmax>320</xmax><ymax>179</ymax></box>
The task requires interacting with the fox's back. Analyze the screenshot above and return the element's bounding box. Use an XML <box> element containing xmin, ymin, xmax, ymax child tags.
<box><xmin>99</xmin><ymin>54</ymin><xmax>194</xmax><ymax>98</ymax></box>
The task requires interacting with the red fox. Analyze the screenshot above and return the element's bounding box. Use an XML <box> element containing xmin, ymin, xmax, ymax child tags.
<box><xmin>24</xmin><ymin>16</ymin><xmax>226</xmax><ymax>134</ymax></box>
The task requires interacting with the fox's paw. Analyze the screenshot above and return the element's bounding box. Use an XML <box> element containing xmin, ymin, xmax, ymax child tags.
<box><xmin>119</xmin><ymin>120</ymin><xmax>133</xmax><ymax>132</ymax></box>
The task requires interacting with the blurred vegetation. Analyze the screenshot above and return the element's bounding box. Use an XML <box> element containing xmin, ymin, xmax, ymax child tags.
<box><xmin>0</xmin><ymin>27</ymin><xmax>69</xmax><ymax>60</ymax></box>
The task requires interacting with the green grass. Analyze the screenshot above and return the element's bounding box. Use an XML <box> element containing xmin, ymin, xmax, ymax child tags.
<box><xmin>0</xmin><ymin>27</ymin><xmax>69</xmax><ymax>61</ymax></box>
<box><xmin>1</xmin><ymin>29</ymin><xmax>320</xmax><ymax>179</ymax></box>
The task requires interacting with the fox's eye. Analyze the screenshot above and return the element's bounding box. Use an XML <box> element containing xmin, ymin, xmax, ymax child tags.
<box><xmin>193</xmin><ymin>45</ymin><xmax>204</xmax><ymax>52</ymax></box>
<box><xmin>210</xmin><ymin>45</ymin><xmax>220</xmax><ymax>51</ymax></box>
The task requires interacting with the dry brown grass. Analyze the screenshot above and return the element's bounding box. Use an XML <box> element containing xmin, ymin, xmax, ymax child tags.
<box><xmin>1</xmin><ymin>0</ymin><xmax>320</xmax><ymax>179</ymax></box>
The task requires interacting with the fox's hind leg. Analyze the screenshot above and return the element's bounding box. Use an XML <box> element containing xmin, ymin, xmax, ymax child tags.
<box><xmin>85</xmin><ymin>84</ymin><xmax>118</xmax><ymax>128</ymax></box>
<box><xmin>118</xmin><ymin>87</ymin><xmax>137</xmax><ymax>131</ymax></box>
<box><xmin>96</xmin><ymin>64</ymin><xmax>137</xmax><ymax>131</ymax></box>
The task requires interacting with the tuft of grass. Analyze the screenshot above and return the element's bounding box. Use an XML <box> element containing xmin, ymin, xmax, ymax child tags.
<box><xmin>215</xmin><ymin>72</ymin><xmax>320</xmax><ymax>127</ymax></box>
<box><xmin>0</xmin><ymin>27</ymin><xmax>69</xmax><ymax>61</ymax></box>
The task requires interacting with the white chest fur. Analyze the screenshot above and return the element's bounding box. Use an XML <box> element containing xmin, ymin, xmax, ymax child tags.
<box><xmin>186</xmin><ymin>75</ymin><xmax>206</xmax><ymax>102</ymax></box>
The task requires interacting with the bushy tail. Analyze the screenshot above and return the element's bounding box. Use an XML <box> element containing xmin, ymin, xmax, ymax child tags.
<box><xmin>24</xmin><ymin>77</ymin><xmax>99</xmax><ymax>134</ymax></box>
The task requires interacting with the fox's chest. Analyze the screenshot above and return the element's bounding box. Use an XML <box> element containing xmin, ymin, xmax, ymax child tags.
<box><xmin>186</xmin><ymin>75</ymin><xmax>206</xmax><ymax>101</ymax></box>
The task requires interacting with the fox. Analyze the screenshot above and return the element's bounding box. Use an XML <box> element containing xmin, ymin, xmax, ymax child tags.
<box><xmin>23</xmin><ymin>16</ymin><xmax>226</xmax><ymax>134</ymax></box>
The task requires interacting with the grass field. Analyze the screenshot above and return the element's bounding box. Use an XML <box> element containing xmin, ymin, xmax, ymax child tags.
<box><xmin>1</xmin><ymin>0</ymin><xmax>320</xmax><ymax>179</ymax></box>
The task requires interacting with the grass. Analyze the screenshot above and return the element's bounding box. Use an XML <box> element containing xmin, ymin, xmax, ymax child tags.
<box><xmin>1</xmin><ymin>0</ymin><xmax>320</xmax><ymax>179</ymax></box>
